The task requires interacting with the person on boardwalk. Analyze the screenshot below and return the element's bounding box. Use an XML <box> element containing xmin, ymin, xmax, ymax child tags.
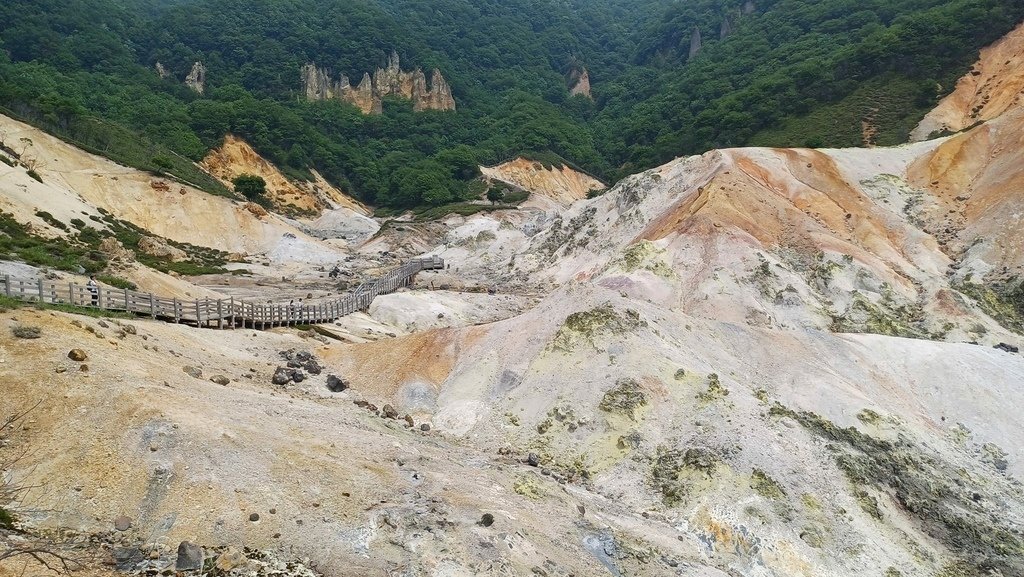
<box><xmin>86</xmin><ymin>275</ymin><xmax>99</xmax><ymax>306</ymax></box>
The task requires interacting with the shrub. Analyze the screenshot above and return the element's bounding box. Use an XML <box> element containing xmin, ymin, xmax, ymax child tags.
<box><xmin>11</xmin><ymin>325</ymin><xmax>42</xmax><ymax>339</ymax></box>
<box><xmin>26</xmin><ymin>170</ymin><xmax>42</xmax><ymax>183</ymax></box>
<box><xmin>96</xmin><ymin>275</ymin><xmax>137</xmax><ymax>290</ymax></box>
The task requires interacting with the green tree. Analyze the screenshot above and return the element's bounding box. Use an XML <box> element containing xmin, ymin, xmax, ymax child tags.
<box><xmin>486</xmin><ymin>186</ymin><xmax>504</xmax><ymax>205</ymax></box>
<box><xmin>232</xmin><ymin>174</ymin><xmax>267</xmax><ymax>203</ymax></box>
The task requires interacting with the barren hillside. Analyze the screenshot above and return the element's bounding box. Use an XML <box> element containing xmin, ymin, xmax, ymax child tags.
<box><xmin>3</xmin><ymin>22</ymin><xmax>1024</xmax><ymax>577</ymax></box>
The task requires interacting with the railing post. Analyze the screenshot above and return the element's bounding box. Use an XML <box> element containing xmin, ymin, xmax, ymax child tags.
<box><xmin>96</xmin><ymin>285</ymin><xmax>103</xmax><ymax>308</ymax></box>
<box><xmin>124</xmin><ymin>287</ymin><xmax>130</xmax><ymax>310</ymax></box>
<box><xmin>68</xmin><ymin>283</ymin><xmax>75</xmax><ymax>306</ymax></box>
<box><xmin>229</xmin><ymin>297</ymin><xmax>235</xmax><ymax>329</ymax></box>
<box><xmin>217</xmin><ymin>299</ymin><xmax>224</xmax><ymax>329</ymax></box>
<box><xmin>3</xmin><ymin>274</ymin><xmax>10</xmax><ymax>297</ymax></box>
<box><xmin>37</xmin><ymin>278</ymin><xmax>44</xmax><ymax>302</ymax></box>
<box><xmin>149</xmin><ymin>293</ymin><xmax>157</xmax><ymax>318</ymax></box>
<box><xmin>195</xmin><ymin>300</ymin><xmax>202</xmax><ymax>326</ymax></box>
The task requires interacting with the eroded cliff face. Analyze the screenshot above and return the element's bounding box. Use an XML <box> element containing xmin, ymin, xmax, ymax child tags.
<box><xmin>910</xmin><ymin>21</ymin><xmax>1024</xmax><ymax>141</ymax></box>
<box><xmin>568</xmin><ymin>67</ymin><xmax>592</xmax><ymax>99</ymax></box>
<box><xmin>301</xmin><ymin>52</ymin><xmax>455</xmax><ymax>114</ymax></box>
<box><xmin>185</xmin><ymin>61</ymin><xmax>206</xmax><ymax>94</ymax></box>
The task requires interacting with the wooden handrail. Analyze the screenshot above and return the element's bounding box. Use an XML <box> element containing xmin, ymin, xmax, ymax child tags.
<box><xmin>0</xmin><ymin>256</ymin><xmax>445</xmax><ymax>330</ymax></box>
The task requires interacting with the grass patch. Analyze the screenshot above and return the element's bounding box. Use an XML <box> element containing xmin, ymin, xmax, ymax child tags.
<box><xmin>0</xmin><ymin>211</ymin><xmax>232</xmax><ymax>277</ymax></box>
<box><xmin>413</xmin><ymin>202</ymin><xmax>518</xmax><ymax>221</ymax></box>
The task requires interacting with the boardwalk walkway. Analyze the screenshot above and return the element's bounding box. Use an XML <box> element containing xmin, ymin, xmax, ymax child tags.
<box><xmin>0</xmin><ymin>256</ymin><xmax>444</xmax><ymax>329</ymax></box>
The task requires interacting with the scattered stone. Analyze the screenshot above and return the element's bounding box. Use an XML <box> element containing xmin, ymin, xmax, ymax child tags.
<box><xmin>326</xmin><ymin>375</ymin><xmax>349</xmax><ymax>392</ymax></box>
<box><xmin>382</xmin><ymin>405</ymin><xmax>399</xmax><ymax>419</ymax></box>
<box><xmin>121</xmin><ymin>324</ymin><xmax>137</xmax><ymax>335</ymax></box>
<box><xmin>304</xmin><ymin>360</ymin><xmax>322</xmax><ymax>375</ymax></box>
<box><xmin>272</xmin><ymin>367</ymin><xmax>294</xmax><ymax>386</ymax></box>
<box><xmin>420</xmin><ymin>423</ymin><xmax>431</xmax><ymax>432</ymax></box>
<box><xmin>113</xmin><ymin>516</ymin><xmax>132</xmax><ymax>531</ymax></box>
<box><xmin>210</xmin><ymin>375</ymin><xmax>230</xmax><ymax>385</ymax></box>
<box><xmin>182</xmin><ymin>366</ymin><xmax>203</xmax><ymax>379</ymax></box>
<box><xmin>79</xmin><ymin>364</ymin><xmax>89</xmax><ymax>372</ymax></box>
<box><xmin>994</xmin><ymin>342</ymin><xmax>1019</xmax><ymax>353</ymax></box>
<box><xmin>175</xmin><ymin>541</ymin><xmax>203</xmax><ymax>571</ymax></box>
<box><xmin>68</xmin><ymin>349</ymin><xmax>88</xmax><ymax>362</ymax></box>
<box><xmin>478</xmin><ymin>513</ymin><xmax>495</xmax><ymax>527</ymax></box>
<box><xmin>55</xmin><ymin>366</ymin><xmax>67</xmax><ymax>374</ymax></box>
<box><xmin>404</xmin><ymin>414</ymin><xmax>415</xmax><ymax>428</ymax></box>
<box><xmin>215</xmin><ymin>547</ymin><xmax>245</xmax><ymax>572</ymax></box>
<box><xmin>296</xmin><ymin>351</ymin><xmax>312</xmax><ymax>362</ymax></box>
<box><xmin>287</xmin><ymin>360</ymin><xmax>302</xmax><ymax>369</ymax></box>
<box><xmin>292</xmin><ymin>370</ymin><xmax>306</xmax><ymax>383</ymax></box>
<box><xmin>249</xmin><ymin>512</ymin><xmax>260</xmax><ymax>522</ymax></box>
<box><xmin>97</xmin><ymin>320</ymin><xmax>110</xmax><ymax>328</ymax></box>
<box><xmin>527</xmin><ymin>453</ymin><xmax>540</xmax><ymax>467</ymax></box>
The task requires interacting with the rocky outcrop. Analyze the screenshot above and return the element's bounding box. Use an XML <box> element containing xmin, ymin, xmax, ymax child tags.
<box><xmin>720</xmin><ymin>16</ymin><xmax>732</xmax><ymax>40</ymax></box>
<box><xmin>155</xmin><ymin>62</ymin><xmax>170</xmax><ymax>79</ymax></box>
<box><xmin>301</xmin><ymin>52</ymin><xmax>455</xmax><ymax>114</ymax></box>
<box><xmin>568</xmin><ymin>67</ymin><xmax>592</xmax><ymax>99</ymax></box>
<box><xmin>688</xmin><ymin>27</ymin><xmax>703</xmax><ymax>62</ymax></box>
<box><xmin>185</xmin><ymin>62</ymin><xmax>206</xmax><ymax>94</ymax></box>
<box><xmin>138</xmin><ymin>236</ymin><xmax>189</xmax><ymax>262</ymax></box>
<box><xmin>743</xmin><ymin>0</ymin><xmax>756</xmax><ymax>14</ymax></box>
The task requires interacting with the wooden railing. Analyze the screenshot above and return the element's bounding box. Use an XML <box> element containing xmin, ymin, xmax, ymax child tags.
<box><xmin>0</xmin><ymin>256</ymin><xmax>444</xmax><ymax>330</ymax></box>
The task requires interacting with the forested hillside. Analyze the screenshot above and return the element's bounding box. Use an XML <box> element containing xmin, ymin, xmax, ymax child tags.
<box><xmin>1</xmin><ymin>0</ymin><xmax>1021</xmax><ymax>209</ymax></box>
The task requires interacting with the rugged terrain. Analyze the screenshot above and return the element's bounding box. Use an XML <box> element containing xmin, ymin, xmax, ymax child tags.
<box><xmin>3</xmin><ymin>24</ymin><xmax>1024</xmax><ymax>577</ymax></box>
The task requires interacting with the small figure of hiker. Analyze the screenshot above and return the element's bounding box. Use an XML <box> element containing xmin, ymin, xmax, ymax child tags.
<box><xmin>289</xmin><ymin>299</ymin><xmax>296</xmax><ymax>320</ymax></box>
<box><xmin>86</xmin><ymin>275</ymin><xmax>99</xmax><ymax>306</ymax></box>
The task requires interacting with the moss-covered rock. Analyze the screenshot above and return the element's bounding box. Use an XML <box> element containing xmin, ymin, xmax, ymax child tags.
<box><xmin>651</xmin><ymin>447</ymin><xmax>720</xmax><ymax>505</ymax></box>
<box><xmin>551</xmin><ymin>305</ymin><xmax>643</xmax><ymax>351</ymax></box>
<box><xmin>696</xmin><ymin>373</ymin><xmax>729</xmax><ymax>403</ymax></box>
<box><xmin>769</xmin><ymin>403</ymin><xmax>1024</xmax><ymax>575</ymax></box>
<box><xmin>599</xmin><ymin>378</ymin><xmax>648</xmax><ymax>420</ymax></box>
<box><xmin>751</xmin><ymin>469</ymin><xmax>786</xmax><ymax>500</ymax></box>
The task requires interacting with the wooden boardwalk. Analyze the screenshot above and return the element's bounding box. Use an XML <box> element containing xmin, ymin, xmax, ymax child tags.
<box><xmin>0</xmin><ymin>256</ymin><xmax>445</xmax><ymax>329</ymax></box>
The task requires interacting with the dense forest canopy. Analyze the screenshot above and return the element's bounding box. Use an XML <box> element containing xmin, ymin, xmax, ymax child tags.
<box><xmin>1</xmin><ymin>0</ymin><xmax>1022</xmax><ymax>209</ymax></box>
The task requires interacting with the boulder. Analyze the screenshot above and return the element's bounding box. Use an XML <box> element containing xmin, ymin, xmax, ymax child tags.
<box><xmin>326</xmin><ymin>375</ymin><xmax>348</xmax><ymax>392</ymax></box>
<box><xmin>182</xmin><ymin>366</ymin><xmax>203</xmax><ymax>379</ymax></box>
<box><xmin>175</xmin><ymin>541</ymin><xmax>203</xmax><ymax>571</ymax></box>
<box><xmin>98</xmin><ymin>237</ymin><xmax>135</xmax><ymax>261</ymax></box>
<box><xmin>113</xmin><ymin>516</ymin><xmax>132</xmax><ymax>532</ymax></box>
<box><xmin>210</xmin><ymin>375</ymin><xmax>230</xmax><ymax>385</ymax></box>
<box><xmin>382</xmin><ymin>404</ymin><xmax>399</xmax><ymax>419</ymax></box>
<box><xmin>68</xmin><ymin>349</ymin><xmax>88</xmax><ymax>362</ymax></box>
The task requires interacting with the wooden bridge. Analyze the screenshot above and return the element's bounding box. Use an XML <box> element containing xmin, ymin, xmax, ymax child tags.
<box><xmin>0</xmin><ymin>256</ymin><xmax>445</xmax><ymax>329</ymax></box>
